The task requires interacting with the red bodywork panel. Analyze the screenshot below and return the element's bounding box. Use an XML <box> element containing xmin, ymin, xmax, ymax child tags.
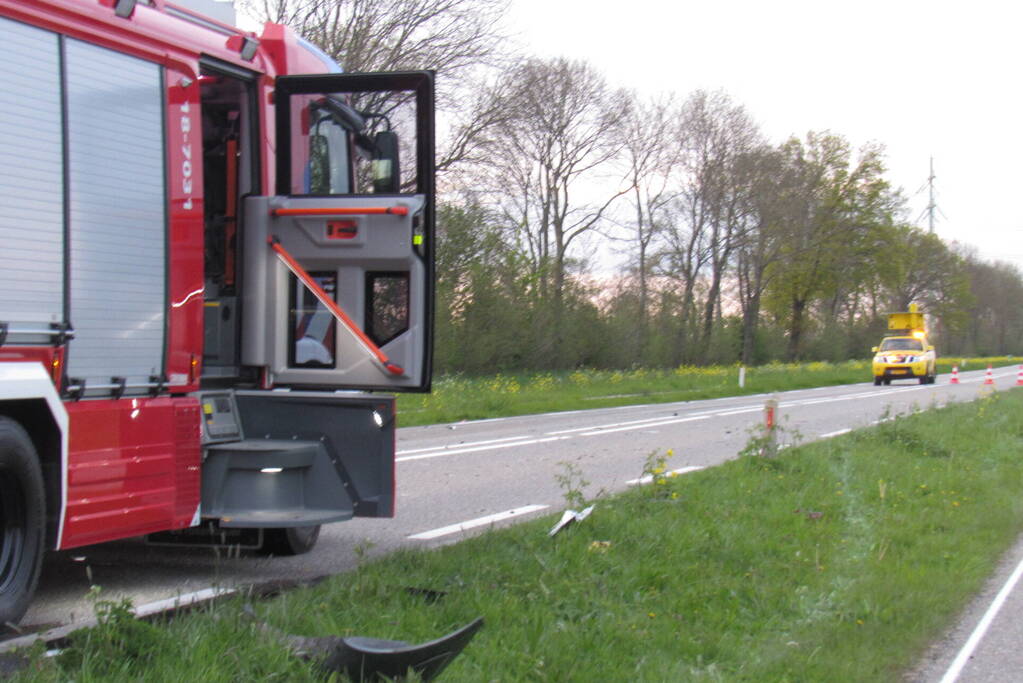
<box><xmin>165</xmin><ymin>65</ymin><xmax>205</xmax><ymax>389</ymax></box>
<box><xmin>61</xmin><ymin>397</ymin><xmax>200</xmax><ymax>549</ymax></box>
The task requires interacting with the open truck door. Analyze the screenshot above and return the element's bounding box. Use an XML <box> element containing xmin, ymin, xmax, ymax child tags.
<box><xmin>243</xmin><ymin>71</ymin><xmax>435</xmax><ymax>392</ymax></box>
<box><xmin>187</xmin><ymin>72</ymin><xmax>435</xmax><ymax>550</ymax></box>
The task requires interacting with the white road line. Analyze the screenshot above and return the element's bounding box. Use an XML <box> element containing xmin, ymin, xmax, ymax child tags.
<box><xmin>940</xmin><ymin>553</ymin><xmax>1023</xmax><ymax>683</ymax></box>
<box><xmin>579</xmin><ymin>415</ymin><xmax>711</xmax><ymax>436</ymax></box>
<box><xmin>819</xmin><ymin>428</ymin><xmax>852</xmax><ymax>439</ymax></box>
<box><xmin>626</xmin><ymin>465</ymin><xmax>705</xmax><ymax>485</ymax></box>
<box><xmin>397</xmin><ymin>434</ymin><xmax>535</xmax><ymax>456</ymax></box>
<box><xmin>546</xmin><ymin>405</ymin><xmax>766</xmax><ymax>436</ymax></box>
<box><xmin>408</xmin><ymin>505</ymin><xmax>549</xmax><ymax>540</ymax></box>
<box><xmin>396</xmin><ymin>436</ymin><xmax>568</xmax><ymax>462</ymax></box>
<box><xmin>788</xmin><ymin>386</ymin><xmax>924</xmax><ymax>407</ymax></box>
<box><xmin>714</xmin><ymin>407</ymin><xmax>762</xmax><ymax>416</ymax></box>
<box><xmin>546</xmin><ymin>413</ymin><xmax>704</xmax><ymax>436</ymax></box>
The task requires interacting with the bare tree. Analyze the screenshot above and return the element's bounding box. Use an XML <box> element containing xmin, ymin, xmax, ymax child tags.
<box><xmin>241</xmin><ymin>0</ymin><xmax>511</xmax><ymax>178</ymax></box>
<box><xmin>734</xmin><ymin>145</ymin><xmax>789</xmax><ymax>365</ymax></box>
<box><xmin>243</xmin><ymin>0</ymin><xmax>506</xmax><ymax>77</ymax></box>
<box><xmin>488</xmin><ymin>58</ymin><xmax>629</xmax><ymax>297</ymax></box>
<box><xmin>661</xmin><ymin>90</ymin><xmax>761</xmax><ymax>363</ymax></box>
<box><xmin>615</xmin><ymin>92</ymin><xmax>681</xmax><ymax>359</ymax></box>
<box><xmin>482</xmin><ymin>57</ymin><xmax>630</xmax><ymax>362</ymax></box>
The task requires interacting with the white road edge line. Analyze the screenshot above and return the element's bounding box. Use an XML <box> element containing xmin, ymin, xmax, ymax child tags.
<box><xmin>0</xmin><ymin>586</ymin><xmax>236</xmax><ymax>654</ymax></box>
<box><xmin>819</xmin><ymin>428</ymin><xmax>852</xmax><ymax>439</ymax></box>
<box><xmin>940</xmin><ymin>552</ymin><xmax>1023</xmax><ymax>683</ymax></box>
<box><xmin>408</xmin><ymin>505</ymin><xmax>549</xmax><ymax>540</ymax></box>
<box><xmin>627</xmin><ymin>466</ymin><xmax>705</xmax><ymax>485</ymax></box>
<box><xmin>134</xmin><ymin>587</ymin><xmax>236</xmax><ymax>617</ymax></box>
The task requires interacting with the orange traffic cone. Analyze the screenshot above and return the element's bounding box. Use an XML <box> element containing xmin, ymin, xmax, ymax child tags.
<box><xmin>1016</xmin><ymin>365</ymin><xmax>1023</xmax><ymax>386</ymax></box>
<box><xmin>984</xmin><ymin>365</ymin><xmax>995</xmax><ymax>385</ymax></box>
<box><xmin>949</xmin><ymin>366</ymin><xmax>959</xmax><ymax>384</ymax></box>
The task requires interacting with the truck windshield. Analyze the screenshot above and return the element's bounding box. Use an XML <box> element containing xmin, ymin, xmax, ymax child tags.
<box><xmin>880</xmin><ymin>338</ymin><xmax>923</xmax><ymax>351</ymax></box>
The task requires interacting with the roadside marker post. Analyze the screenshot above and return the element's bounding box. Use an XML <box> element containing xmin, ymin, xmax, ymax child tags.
<box><xmin>739</xmin><ymin>366</ymin><xmax>746</xmax><ymax>388</ymax></box>
<box><xmin>762</xmin><ymin>397</ymin><xmax>779</xmax><ymax>458</ymax></box>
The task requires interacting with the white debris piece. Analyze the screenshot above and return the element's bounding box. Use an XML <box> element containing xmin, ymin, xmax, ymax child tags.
<box><xmin>548</xmin><ymin>505</ymin><xmax>595</xmax><ymax>537</ymax></box>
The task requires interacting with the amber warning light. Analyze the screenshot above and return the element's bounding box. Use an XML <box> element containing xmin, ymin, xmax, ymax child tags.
<box><xmin>327</xmin><ymin>219</ymin><xmax>358</xmax><ymax>239</ymax></box>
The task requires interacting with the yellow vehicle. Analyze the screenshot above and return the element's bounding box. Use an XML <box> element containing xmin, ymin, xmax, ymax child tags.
<box><xmin>872</xmin><ymin>304</ymin><xmax>937</xmax><ymax>385</ymax></box>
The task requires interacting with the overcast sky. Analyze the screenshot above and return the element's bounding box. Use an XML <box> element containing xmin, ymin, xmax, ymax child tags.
<box><xmin>505</xmin><ymin>0</ymin><xmax>1023</xmax><ymax>272</ymax></box>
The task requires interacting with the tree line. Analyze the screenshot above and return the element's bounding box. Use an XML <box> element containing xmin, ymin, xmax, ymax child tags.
<box><xmin>245</xmin><ymin>0</ymin><xmax>1023</xmax><ymax>373</ymax></box>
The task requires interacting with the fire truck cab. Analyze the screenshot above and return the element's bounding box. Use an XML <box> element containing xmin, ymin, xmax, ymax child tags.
<box><xmin>0</xmin><ymin>0</ymin><xmax>434</xmax><ymax>625</ymax></box>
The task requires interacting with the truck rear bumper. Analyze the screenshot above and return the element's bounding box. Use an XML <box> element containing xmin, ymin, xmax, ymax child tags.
<box><xmin>201</xmin><ymin>439</ymin><xmax>355</xmax><ymax>527</ymax></box>
<box><xmin>198</xmin><ymin>390</ymin><xmax>396</xmax><ymax>527</ymax></box>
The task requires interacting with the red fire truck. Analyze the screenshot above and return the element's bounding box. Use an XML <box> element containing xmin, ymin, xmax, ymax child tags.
<box><xmin>0</xmin><ymin>0</ymin><xmax>434</xmax><ymax>625</ymax></box>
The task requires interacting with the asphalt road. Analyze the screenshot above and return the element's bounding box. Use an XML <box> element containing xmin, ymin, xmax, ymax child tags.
<box><xmin>10</xmin><ymin>365</ymin><xmax>1023</xmax><ymax>679</ymax></box>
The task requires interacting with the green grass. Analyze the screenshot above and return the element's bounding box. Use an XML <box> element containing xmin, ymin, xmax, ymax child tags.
<box><xmin>398</xmin><ymin>357</ymin><xmax>1021</xmax><ymax>426</ymax></box>
<box><xmin>14</xmin><ymin>389</ymin><xmax>1023</xmax><ymax>681</ymax></box>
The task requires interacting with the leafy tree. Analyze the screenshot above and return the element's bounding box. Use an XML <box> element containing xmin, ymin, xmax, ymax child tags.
<box><xmin>763</xmin><ymin>132</ymin><xmax>896</xmax><ymax>360</ymax></box>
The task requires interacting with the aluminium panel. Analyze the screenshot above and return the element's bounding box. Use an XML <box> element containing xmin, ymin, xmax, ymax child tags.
<box><xmin>65</xmin><ymin>39</ymin><xmax>166</xmax><ymax>388</ymax></box>
<box><xmin>0</xmin><ymin>17</ymin><xmax>64</xmax><ymax>325</ymax></box>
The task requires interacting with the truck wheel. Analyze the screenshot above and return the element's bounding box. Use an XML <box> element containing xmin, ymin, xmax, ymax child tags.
<box><xmin>873</xmin><ymin>377</ymin><xmax>882</xmax><ymax>386</ymax></box>
<box><xmin>262</xmin><ymin>525</ymin><xmax>320</xmax><ymax>556</ymax></box>
<box><xmin>0</xmin><ymin>417</ymin><xmax>46</xmax><ymax>628</ymax></box>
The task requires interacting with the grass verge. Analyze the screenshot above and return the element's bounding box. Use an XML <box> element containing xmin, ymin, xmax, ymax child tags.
<box><xmin>14</xmin><ymin>388</ymin><xmax>1023</xmax><ymax>680</ymax></box>
<box><xmin>397</xmin><ymin>357</ymin><xmax>1020</xmax><ymax>426</ymax></box>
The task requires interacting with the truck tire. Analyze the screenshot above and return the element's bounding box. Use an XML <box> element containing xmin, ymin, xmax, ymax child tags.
<box><xmin>0</xmin><ymin>416</ymin><xmax>46</xmax><ymax>628</ymax></box>
<box><xmin>873</xmin><ymin>377</ymin><xmax>882</xmax><ymax>386</ymax></box>
<box><xmin>262</xmin><ymin>525</ymin><xmax>320</xmax><ymax>556</ymax></box>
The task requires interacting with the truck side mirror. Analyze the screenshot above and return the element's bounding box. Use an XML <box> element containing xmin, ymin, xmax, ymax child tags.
<box><xmin>372</xmin><ymin>131</ymin><xmax>400</xmax><ymax>194</ymax></box>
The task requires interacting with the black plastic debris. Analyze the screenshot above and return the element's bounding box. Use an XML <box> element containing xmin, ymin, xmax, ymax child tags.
<box><xmin>245</xmin><ymin>604</ymin><xmax>483</xmax><ymax>681</ymax></box>
<box><xmin>403</xmin><ymin>586</ymin><xmax>448</xmax><ymax>604</ymax></box>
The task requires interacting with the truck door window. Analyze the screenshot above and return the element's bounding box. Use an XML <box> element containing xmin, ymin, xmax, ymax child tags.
<box><xmin>307</xmin><ymin>105</ymin><xmax>350</xmax><ymax>194</ymax></box>
<box><xmin>288</xmin><ymin>271</ymin><xmax>337</xmax><ymax>368</ymax></box>
<box><xmin>288</xmin><ymin>90</ymin><xmax>419</xmax><ymax>197</ymax></box>
<box><xmin>366</xmin><ymin>272</ymin><xmax>410</xmax><ymax>347</ymax></box>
